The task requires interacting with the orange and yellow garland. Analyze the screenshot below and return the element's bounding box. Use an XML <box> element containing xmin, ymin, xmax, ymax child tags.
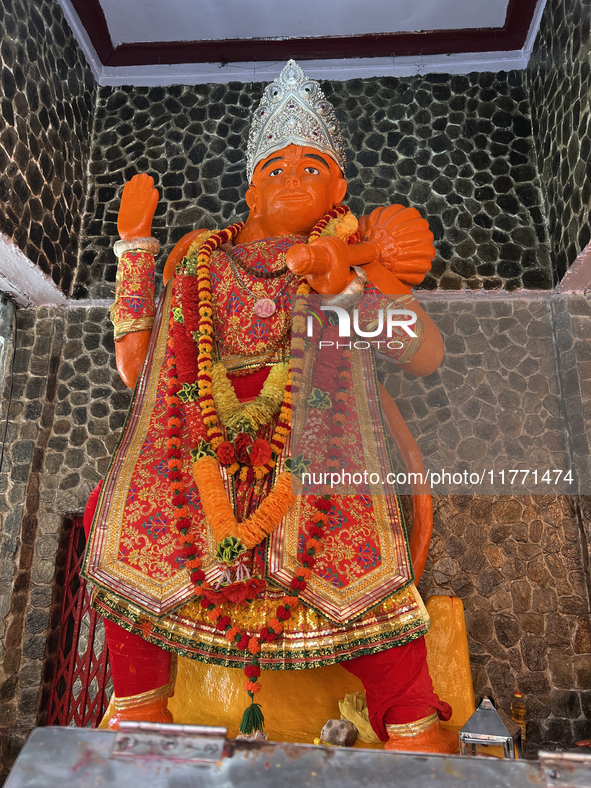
<box><xmin>165</xmin><ymin>206</ymin><xmax>356</xmax><ymax>733</ymax></box>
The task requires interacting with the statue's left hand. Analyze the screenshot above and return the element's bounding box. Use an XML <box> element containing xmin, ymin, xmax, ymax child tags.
<box><xmin>359</xmin><ymin>205</ymin><xmax>435</xmax><ymax>287</ymax></box>
<box><xmin>117</xmin><ymin>173</ymin><xmax>160</xmax><ymax>240</ymax></box>
<box><xmin>286</xmin><ymin>236</ymin><xmax>354</xmax><ymax>295</ymax></box>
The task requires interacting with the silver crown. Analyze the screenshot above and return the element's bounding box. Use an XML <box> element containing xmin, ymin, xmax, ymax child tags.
<box><xmin>246</xmin><ymin>60</ymin><xmax>346</xmax><ymax>183</ymax></box>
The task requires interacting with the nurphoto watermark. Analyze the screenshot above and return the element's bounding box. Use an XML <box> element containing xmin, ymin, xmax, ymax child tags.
<box><xmin>290</xmin><ymin>294</ymin><xmax>583</xmax><ymax>496</ymax></box>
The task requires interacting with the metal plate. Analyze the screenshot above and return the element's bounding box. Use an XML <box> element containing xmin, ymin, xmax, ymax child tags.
<box><xmin>5</xmin><ymin>727</ymin><xmax>591</xmax><ymax>788</ymax></box>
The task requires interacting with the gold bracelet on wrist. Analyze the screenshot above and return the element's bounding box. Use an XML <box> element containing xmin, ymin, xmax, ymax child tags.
<box><xmin>320</xmin><ymin>266</ymin><xmax>367</xmax><ymax>310</ymax></box>
<box><xmin>112</xmin><ymin>316</ymin><xmax>155</xmax><ymax>342</ymax></box>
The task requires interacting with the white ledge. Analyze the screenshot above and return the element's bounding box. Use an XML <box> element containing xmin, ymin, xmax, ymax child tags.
<box><xmin>0</xmin><ymin>234</ymin><xmax>67</xmax><ymax>307</ymax></box>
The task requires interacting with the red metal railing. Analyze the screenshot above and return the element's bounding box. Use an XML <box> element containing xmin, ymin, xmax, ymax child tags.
<box><xmin>46</xmin><ymin>517</ymin><xmax>111</xmax><ymax>727</ymax></box>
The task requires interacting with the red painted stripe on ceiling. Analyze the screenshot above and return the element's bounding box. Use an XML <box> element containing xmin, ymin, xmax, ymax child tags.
<box><xmin>75</xmin><ymin>0</ymin><xmax>539</xmax><ymax>68</ymax></box>
<box><xmin>70</xmin><ymin>0</ymin><xmax>113</xmax><ymax>63</ymax></box>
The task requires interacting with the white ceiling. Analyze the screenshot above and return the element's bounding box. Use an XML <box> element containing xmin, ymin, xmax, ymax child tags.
<box><xmin>58</xmin><ymin>0</ymin><xmax>546</xmax><ymax>85</ymax></box>
<box><xmin>99</xmin><ymin>0</ymin><xmax>510</xmax><ymax>46</ymax></box>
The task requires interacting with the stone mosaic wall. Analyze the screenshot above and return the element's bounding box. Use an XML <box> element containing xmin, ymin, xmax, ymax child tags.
<box><xmin>0</xmin><ymin>304</ymin><xmax>126</xmax><ymax>781</ymax></box>
<box><xmin>74</xmin><ymin>71</ymin><xmax>552</xmax><ymax>301</ymax></box>
<box><xmin>0</xmin><ymin>0</ymin><xmax>95</xmax><ymax>293</ymax></box>
<box><xmin>0</xmin><ymin>305</ymin><xmax>65</xmax><ymax>780</ymax></box>
<box><xmin>382</xmin><ymin>293</ymin><xmax>591</xmax><ymax>748</ymax></box>
<box><xmin>381</xmin><ymin>295</ymin><xmax>591</xmax><ymax>497</ymax></box>
<box><xmin>527</xmin><ymin>0</ymin><xmax>591</xmax><ymax>283</ymax></box>
<box><xmin>416</xmin><ymin>492</ymin><xmax>590</xmax><ymax>750</ymax></box>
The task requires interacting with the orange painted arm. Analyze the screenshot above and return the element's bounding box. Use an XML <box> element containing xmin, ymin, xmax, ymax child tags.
<box><xmin>115</xmin><ymin>331</ymin><xmax>152</xmax><ymax>390</ymax></box>
<box><xmin>113</xmin><ymin>174</ymin><xmax>160</xmax><ymax>389</ymax></box>
<box><xmin>378</xmin><ymin>382</ymin><xmax>432</xmax><ymax>582</ymax></box>
<box><xmin>114</xmin><ymin>228</ymin><xmax>209</xmax><ymax>389</ymax></box>
<box><xmin>365</xmin><ymin>264</ymin><xmax>444</xmax><ymax>377</ymax></box>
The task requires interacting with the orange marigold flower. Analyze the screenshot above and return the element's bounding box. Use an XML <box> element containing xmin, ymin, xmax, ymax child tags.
<box><xmin>248</xmin><ymin>637</ymin><xmax>261</xmax><ymax>654</ymax></box>
<box><xmin>207</xmin><ymin>607</ymin><xmax>222</xmax><ymax>622</ymax></box>
<box><xmin>244</xmin><ymin>681</ymin><xmax>261</xmax><ymax>694</ymax></box>
<box><xmin>312</xmin><ymin>512</ymin><xmax>328</xmax><ymax>523</ymax></box>
<box><xmin>226</xmin><ymin>626</ymin><xmax>239</xmax><ymax>642</ymax></box>
<box><xmin>268</xmin><ymin>618</ymin><xmax>283</xmax><ymax>633</ymax></box>
<box><xmin>306</xmin><ymin>538</ymin><xmax>321</xmax><ymax>550</ymax></box>
<box><xmin>300</xmin><ymin>568</ymin><xmax>312</xmax><ymax>580</ymax></box>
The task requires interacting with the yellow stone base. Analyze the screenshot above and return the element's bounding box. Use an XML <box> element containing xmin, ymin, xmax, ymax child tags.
<box><xmin>100</xmin><ymin>595</ymin><xmax>475</xmax><ymax>746</ymax></box>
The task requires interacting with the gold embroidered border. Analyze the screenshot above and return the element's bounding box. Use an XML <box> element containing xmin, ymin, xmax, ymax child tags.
<box><xmin>91</xmin><ymin>582</ymin><xmax>430</xmax><ymax>670</ymax></box>
<box><xmin>386</xmin><ymin>712</ymin><xmax>438</xmax><ymax>737</ymax></box>
<box><xmin>83</xmin><ymin>283</ymin><xmax>195</xmax><ymax>615</ymax></box>
<box><xmin>113</xmin><ymin>316</ymin><xmax>155</xmax><ymax>341</ymax></box>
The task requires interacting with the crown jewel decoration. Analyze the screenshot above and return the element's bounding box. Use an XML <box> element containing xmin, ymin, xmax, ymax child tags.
<box><xmin>246</xmin><ymin>60</ymin><xmax>346</xmax><ymax>183</ymax></box>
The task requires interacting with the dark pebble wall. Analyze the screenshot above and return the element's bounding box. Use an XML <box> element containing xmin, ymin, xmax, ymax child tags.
<box><xmin>0</xmin><ymin>0</ymin><xmax>95</xmax><ymax>293</ymax></box>
<box><xmin>527</xmin><ymin>0</ymin><xmax>591</xmax><ymax>284</ymax></box>
<box><xmin>74</xmin><ymin>71</ymin><xmax>552</xmax><ymax>300</ymax></box>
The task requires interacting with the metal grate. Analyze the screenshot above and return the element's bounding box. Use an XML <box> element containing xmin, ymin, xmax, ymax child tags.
<box><xmin>46</xmin><ymin>517</ymin><xmax>112</xmax><ymax>727</ymax></box>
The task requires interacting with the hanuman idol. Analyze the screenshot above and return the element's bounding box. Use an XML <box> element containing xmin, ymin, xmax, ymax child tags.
<box><xmin>82</xmin><ymin>60</ymin><xmax>456</xmax><ymax>753</ymax></box>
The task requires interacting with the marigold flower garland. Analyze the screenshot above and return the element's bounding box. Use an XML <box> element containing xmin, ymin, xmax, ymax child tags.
<box><xmin>166</xmin><ymin>205</ymin><xmax>355</xmax><ymax>734</ymax></box>
<box><xmin>186</xmin><ymin>223</ymin><xmax>312</xmax><ymax>543</ymax></box>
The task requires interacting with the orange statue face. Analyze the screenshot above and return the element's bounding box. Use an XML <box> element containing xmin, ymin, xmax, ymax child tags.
<box><xmin>245</xmin><ymin>144</ymin><xmax>347</xmax><ymax>238</ymax></box>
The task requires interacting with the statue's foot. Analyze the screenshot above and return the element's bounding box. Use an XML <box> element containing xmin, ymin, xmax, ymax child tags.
<box><xmin>384</xmin><ymin>712</ymin><xmax>458</xmax><ymax>754</ymax></box>
<box><xmin>108</xmin><ymin>698</ymin><xmax>173</xmax><ymax>730</ymax></box>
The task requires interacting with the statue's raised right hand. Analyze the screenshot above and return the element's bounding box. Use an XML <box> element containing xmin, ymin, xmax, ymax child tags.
<box><xmin>117</xmin><ymin>174</ymin><xmax>159</xmax><ymax>240</ymax></box>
